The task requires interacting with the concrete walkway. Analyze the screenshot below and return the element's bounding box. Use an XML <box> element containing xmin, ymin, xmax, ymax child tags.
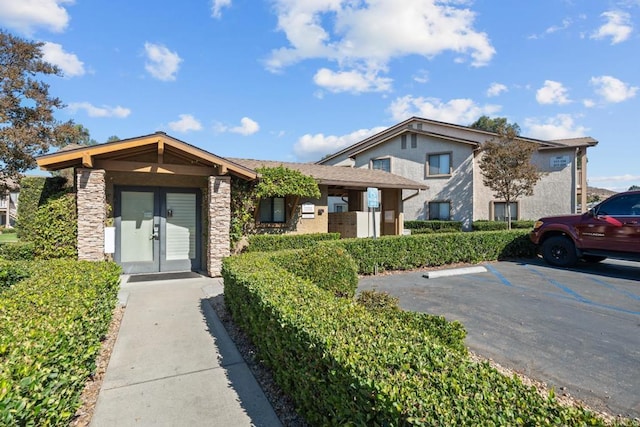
<box><xmin>90</xmin><ymin>275</ymin><xmax>281</xmax><ymax>427</ymax></box>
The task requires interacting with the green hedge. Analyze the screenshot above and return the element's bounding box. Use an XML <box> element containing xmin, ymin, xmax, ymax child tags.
<box><xmin>472</xmin><ymin>220</ymin><xmax>536</xmax><ymax>231</ymax></box>
<box><xmin>0</xmin><ymin>260</ymin><xmax>121</xmax><ymax>426</ymax></box>
<box><xmin>404</xmin><ymin>220</ymin><xmax>463</xmax><ymax>232</ymax></box>
<box><xmin>0</xmin><ymin>241</ymin><xmax>36</xmax><ymax>261</ymax></box>
<box><xmin>246</xmin><ymin>232</ymin><xmax>340</xmax><ymax>252</ymax></box>
<box><xmin>269</xmin><ymin>245</ymin><xmax>359</xmax><ymax>298</ymax></box>
<box><xmin>0</xmin><ymin>260</ymin><xmax>31</xmax><ymax>292</ymax></box>
<box><xmin>321</xmin><ymin>230</ymin><xmax>536</xmax><ymax>274</ymax></box>
<box><xmin>222</xmin><ymin>253</ymin><xmax>608</xmax><ymax>426</ymax></box>
<box><xmin>16</xmin><ymin>176</ymin><xmax>68</xmax><ymax>240</ymax></box>
<box><xmin>30</xmin><ymin>193</ymin><xmax>77</xmax><ymax>259</ymax></box>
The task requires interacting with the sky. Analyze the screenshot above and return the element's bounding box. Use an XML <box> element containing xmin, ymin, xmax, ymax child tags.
<box><xmin>0</xmin><ymin>0</ymin><xmax>639</xmax><ymax>191</ymax></box>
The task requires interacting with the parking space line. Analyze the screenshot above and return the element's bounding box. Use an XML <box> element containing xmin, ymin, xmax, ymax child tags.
<box><xmin>485</xmin><ymin>264</ymin><xmax>513</xmax><ymax>287</ymax></box>
<box><xmin>588</xmin><ymin>277</ymin><xmax>640</xmax><ymax>302</ymax></box>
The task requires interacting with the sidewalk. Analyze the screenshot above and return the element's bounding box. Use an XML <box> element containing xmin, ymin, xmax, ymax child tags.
<box><xmin>90</xmin><ymin>275</ymin><xmax>281</xmax><ymax>427</ymax></box>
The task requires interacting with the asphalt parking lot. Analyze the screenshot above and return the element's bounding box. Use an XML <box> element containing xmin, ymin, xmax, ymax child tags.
<box><xmin>358</xmin><ymin>257</ymin><xmax>640</xmax><ymax>419</ymax></box>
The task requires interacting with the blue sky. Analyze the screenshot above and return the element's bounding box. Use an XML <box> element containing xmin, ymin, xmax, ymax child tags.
<box><xmin>1</xmin><ymin>0</ymin><xmax>638</xmax><ymax>191</ymax></box>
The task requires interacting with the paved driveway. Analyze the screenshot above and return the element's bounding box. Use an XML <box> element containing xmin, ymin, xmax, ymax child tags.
<box><xmin>358</xmin><ymin>258</ymin><xmax>640</xmax><ymax>419</ymax></box>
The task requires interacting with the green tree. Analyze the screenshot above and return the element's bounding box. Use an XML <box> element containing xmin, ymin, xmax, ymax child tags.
<box><xmin>629</xmin><ymin>185</ymin><xmax>640</xmax><ymax>191</ymax></box>
<box><xmin>470</xmin><ymin>115</ymin><xmax>521</xmax><ymax>135</ymax></box>
<box><xmin>0</xmin><ymin>30</ymin><xmax>82</xmax><ymax>188</ymax></box>
<box><xmin>106</xmin><ymin>135</ymin><xmax>120</xmax><ymax>143</ymax></box>
<box><xmin>478</xmin><ymin>128</ymin><xmax>543</xmax><ymax>229</ymax></box>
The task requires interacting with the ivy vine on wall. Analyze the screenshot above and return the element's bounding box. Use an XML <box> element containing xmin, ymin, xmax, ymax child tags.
<box><xmin>230</xmin><ymin>166</ymin><xmax>321</xmax><ymax>248</ymax></box>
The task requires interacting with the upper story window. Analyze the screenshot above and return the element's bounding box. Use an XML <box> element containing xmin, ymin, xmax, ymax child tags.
<box><xmin>259</xmin><ymin>197</ymin><xmax>286</xmax><ymax>223</ymax></box>
<box><xmin>371</xmin><ymin>158</ymin><xmax>391</xmax><ymax>173</ymax></box>
<box><xmin>429</xmin><ymin>201</ymin><xmax>451</xmax><ymax>220</ymax></box>
<box><xmin>427</xmin><ymin>153</ymin><xmax>451</xmax><ymax>176</ymax></box>
<box><xmin>401</xmin><ymin>135</ymin><xmax>407</xmax><ymax>149</ymax></box>
<box><xmin>411</xmin><ymin>133</ymin><xmax>418</xmax><ymax>149</ymax></box>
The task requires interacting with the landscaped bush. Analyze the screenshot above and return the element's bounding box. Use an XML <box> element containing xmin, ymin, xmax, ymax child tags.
<box><xmin>0</xmin><ymin>260</ymin><xmax>121</xmax><ymax>426</ymax></box>
<box><xmin>472</xmin><ymin>220</ymin><xmax>536</xmax><ymax>231</ymax></box>
<box><xmin>356</xmin><ymin>289</ymin><xmax>400</xmax><ymax>312</ymax></box>
<box><xmin>0</xmin><ymin>260</ymin><xmax>31</xmax><ymax>292</ymax></box>
<box><xmin>222</xmin><ymin>253</ymin><xmax>609</xmax><ymax>426</ymax></box>
<box><xmin>0</xmin><ymin>241</ymin><xmax>36</xmax><ymax>260</ymax></box>
<box><xmin>321</xmin><ymin>230</ymin><xmax>536</xmax><ymax>274</ymax></box>
<box><xmin>0</xmin><ymin>228</ymin><xmax>17</xmax><ymax>234</ymax></box>
<box><xmin>404</xmin><ymin>220</ymin><xmax>463</xmax><ymax>232</ymax></box>
<box><xmin>16</xmin><ymin>176</ymin><xmax>68</xmax><ymax>240</ymax></box>
<box><xmin>29</xmin><ymin>193</ymin><xmax>77</xmax><ymax>259</ymax></box>
<box><xmin>246</xmin><ymin>232</ymin><xmax>340</xmax><ymax>252</ymax></box>
<box><xmin>269</xmin><ymin>245</ymin><xmax>359</xmax><ymax>298</ymax></box>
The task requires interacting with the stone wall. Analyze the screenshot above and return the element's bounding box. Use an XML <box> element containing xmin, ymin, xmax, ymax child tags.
<box><xmin>207</xmin><ymin>176</ymin><xmax>230</xmax><ymax>276</ymax></box>
<box><xmin>77</xmin><ymin>168</ymin><xmax>106</xmax><ymax>261</ymax></box>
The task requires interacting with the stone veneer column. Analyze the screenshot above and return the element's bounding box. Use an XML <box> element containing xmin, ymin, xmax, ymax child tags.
<box><xmin>76</xmin><ymin>168</ymin><xmax>106</xmax><ymax>261</ymax></box>
<box><xmin>207</xmin><ymin>176</ymin><xmax>231</xmax><ymax>277</ymax></box>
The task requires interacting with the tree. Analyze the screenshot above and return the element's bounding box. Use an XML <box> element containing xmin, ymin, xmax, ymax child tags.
<box><xmin>0</xmin><ymin>30</ymin><xmax>81</xmax><ymax>188</ymax></box>
<box><xmin>629</xmin><ymin>185</ymin><xmax>640</xmax><ymax>191</ymax></box>
<box><xmin>478</xmin><ymin>127</ymin><xmax>543</xmax><ymax>229</ymax></box>
<box><xmin>470</xmin><ymin>115</ymin><xmax>521</xmax><ymax>136</ymax></box>
<box><xmin>106</xmin><ymin>135</ymin><xmax>120</xmax><ymax>143</ymax></box>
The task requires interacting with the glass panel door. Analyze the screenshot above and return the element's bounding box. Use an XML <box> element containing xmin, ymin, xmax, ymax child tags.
<box><xmin>162</xmin><ymin>192</ymin><xmax>198</xmax><ymax>271</ymax></box>
<box><xmin>118</xmin><ymin>190</ymin><xmax>159</xmax><ymax>273</ymax></box>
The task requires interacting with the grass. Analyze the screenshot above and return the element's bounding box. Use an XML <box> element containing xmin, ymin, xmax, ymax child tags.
<box><xmin>0</xmin><ymin>233</ymin><xmax>19</xmax><ymax>243</ymax></box>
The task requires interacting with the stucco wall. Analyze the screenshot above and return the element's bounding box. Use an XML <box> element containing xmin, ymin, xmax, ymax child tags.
<box><xmin>351</xmin><ymin>133</ymin><xmax>476</xmax><ymax>229</ymax></box>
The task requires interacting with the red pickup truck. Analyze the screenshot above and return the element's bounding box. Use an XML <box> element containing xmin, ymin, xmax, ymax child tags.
<box><xmin>530</xmin><ymin>190</ymin><xmax>640</xmax><ymax>267</ymax></box>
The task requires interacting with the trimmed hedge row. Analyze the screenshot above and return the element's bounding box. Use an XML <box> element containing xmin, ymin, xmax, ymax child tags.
<box><xmin>404</xmin><ymin>220</ymin><xmax>463</xmax><ymax>232</ymax></box>
<box><xmin>0</xmin><ymin>260</ymin><xmax>31</xmax><ymax>292</ymax></box>
<box><xmin>321</xmin><ymin>230</ymin><xmax>536</xmax><ymax>274</ymax></box>
<box><xmin>0</xmin><ymin>242</ymin><xmax>36</xmax><ymax>261</ymax></box>
<box><xmin>222</xmin><ymin>253</ymin><xmax>608</xmax><ymax>426</ymax></box>
<box><xmin>246</xmin><ymin>232</ymin><xmax>340</xmax><ymax>252</ymax></box>
<box><xmin>268</xmin><ymin>245</ymin><xmax>359</xmax><ymax>298</ymax></box>
<box><xmin>472</xmin><ymin>220</ymin><xmax>536</xmax><ymax>231</ymax></box>
<box><xmin>0</xmin><ymin>260</ymin><xmax>121</xmax><ymax>426</ymax></box>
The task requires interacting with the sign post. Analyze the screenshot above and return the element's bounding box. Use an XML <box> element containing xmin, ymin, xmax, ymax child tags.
<box><xmin>367</xmin><ymin>187</ymin><xmax>379</xmax><ymax>239</ymax></box>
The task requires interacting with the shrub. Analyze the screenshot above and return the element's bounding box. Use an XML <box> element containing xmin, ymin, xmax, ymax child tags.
<box><xmin>222</xmin><ymin>253</ymin><xmax>607</xmax><ymax>426</ymax></box>
<box><xmin>404</xmin><ymin>220</ymin><xmax>463</xmax><ymax>232</ymax></box>
<box><xmin>472</xmin><ymin>220</ymin><xmax>536</xmax><ymax>231</ymax></box>
<box><xmin>0</xmin><ymin>228</ymin><xmax>17</xmax><ymax>234</ymax></box>
<box><xmin>246</xmin><ymin>232</ymin><xmax>340</xmax><ymax>252</ymax></box>
<box><xmin>0</xmin><ymin>241</ymin><xmax>36</xmax><ymax>261</ymax></box>
<box><xmin>356</xmin><ymin>289</ymin><xmax>400</xmax><ymax>312</ymax></box>
<box><xmin>0</xmin><ymin>260</ymin><xmax>121</xmax><ymax>426</ymax></box>
<box><xmin>321</xmin><ymin>230</ymin><xmax>536</xmax><ymax>275</ymax></box>
<box><xmin>30</xmin><ymin>193</ymin><xmax>77</xmax><ymax>259</ymax></box>
<box><xmin>16</xmin><ymin>176</ymin><xmax>68</xmax><ymax>240</ymax></box>
<box><xmin>0</xmin><ymin>260</ymin><xmax>31</xmax><ymax>292</ymax></box>
<box><xmin>270</xmin><ymin>245</ymin><xmax>359</xmax><ymax>298</ymax></box>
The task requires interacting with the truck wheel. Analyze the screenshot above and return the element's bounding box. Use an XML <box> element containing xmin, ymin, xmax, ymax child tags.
<box><xmin>542</xmin><ymin>236</ymin><xmax>578</xmax><ymax>267</ymax></box>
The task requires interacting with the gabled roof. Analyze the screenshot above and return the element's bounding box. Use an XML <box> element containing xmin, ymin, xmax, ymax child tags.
<box><xmin>317</xmin><ymin>116</ymin><xmax>598</xmax><ymax>164</ymax></box>
<box><xmin>36</xmin><ymin>132</ymin><xmax>257</xmax><ymax>180</ymax></box>
<box><xmin>229</xmin><ymin>158</ymin><xmax>428</xmax><ymax>191</ymax></box>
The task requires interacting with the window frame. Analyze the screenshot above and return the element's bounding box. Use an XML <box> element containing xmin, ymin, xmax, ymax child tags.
<box><xmin>401</xmin><ymin>135</ymin><xmax>407</xmax><ymax>149</ymax></box>
<box><xmin>370</xmin><ymin>156</ymin><xmax>392</xmax><ymax>173</ymax></box>
<box><xmin>258</xmin><ymin>196</ymin><xmax>287</xmax><ymax>224</ymax></box>
<box><xmin>428</xmin><ymin>201</ymin><xmax>451</xmax><ymax>220</ymax></box>
<box><xmin>425</xmin><ymin>152</ymin><xmax>452</xmax><ymax>177</ymax></box>
<box><xmin>491</xmin><ymin>201</ymin><xmax>519</xmax><ymax>222</ymax></box>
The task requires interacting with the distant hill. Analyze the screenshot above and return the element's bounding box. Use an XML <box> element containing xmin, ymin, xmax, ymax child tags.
<box><xmin>587</xmin><ymin>186</ymin><xmax>617</xmax><ymax>202</ymax></box>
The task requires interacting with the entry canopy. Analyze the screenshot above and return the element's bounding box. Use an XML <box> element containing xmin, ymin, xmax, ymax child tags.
<box><xmin>36</xmin><ymin>132</ymin><xmax>257</xmax><ymax>180</ymax></box>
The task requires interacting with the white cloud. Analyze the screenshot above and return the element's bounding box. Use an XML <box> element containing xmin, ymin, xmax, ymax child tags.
<box><xmin>293</xmin><ymin>126</ymin><xmax>387</xmax><ymax>162</ymax></box>
<box><xmin>524</xmin><ymin>114</ymin><xmax>588</xmax><ymax>140</ymax></box>
<box><xmin>168</xmin><ymin>114</ymin><xmax>202</xmax><ymax>133</ymax></box>
<box><xmin>536</xmin><ymin>80</ymin><xmax>571</xmax><ymax>105</ymax></box>
<box><xmin>67</xmin><ymin>102</ymin><xmax>131</xmax><ymax>118</ymax></box>
<box><xmin>388</xmin><ymin>95</ymin><xmax>501</xmax><ymax>124</ymax></box>
<box><xmin>144</xmin><ymin>42</ymin><xmax>182</xmax><ymax>81</ymax></box>
<box><xmin>583</xmin><ymin>99</ymin><xmax>596</xmax><ymax>108</ymax></box>
<box><xmin>0</xmin><ymin>0</ymin><xmax>73</xmax><ymax>35</ymax></box>
<box><xmin>313</xmin><ymin>68</ymin><xmax>392</xmax><ymax>93</ymax></box>
<box><xmin>486</xmin><ymin>82</ymin><xmax>507</xmax><ymax>97</ymax></box>
<box><xmin>413</xmin><ymin>69</ymin><xmax>429</xmax><ymax>84</ymax></box>
<box><xmin>589</xmin><ymin>75</ymin><xmax>638</xmax><ymax>103</ymax></box>
<box><xmin>266</xmin><ymin>0</ymin><xmax>495</xmax><ymax>93</ymax></box>
<box><xmin>591</xmin><ymin>10</ymin><xmax>633</xmax><ymax>44</ymax></box>
<box><xmin>215</xmin><ymin>117</ymin><xmax>260</xmax><ymax>136</ymax></box>
<box><xmin>212</xmin><ymin>0</ymin><xmax>231</xmax><ymax>18</ymax></box>
<box><xmin>40</xmin><ymin>42</ymin><xmax>84</xmax><ymax>77</ymax></box>
<box><xmin>588</xmin><ymin>174</ymin><xmax>640</xmax><ymax>192</ymax></box>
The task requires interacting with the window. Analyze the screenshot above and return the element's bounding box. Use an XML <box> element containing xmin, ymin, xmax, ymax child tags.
<box><xmin>493</xmin><ymin>202</ymin><xmax>518</xmax><ymax>221</ymax></box>
<box><xmin>411</xmin><ymin>133</ymin><xmax>417</xmax><ymax>149</ymax></box>
<box><xmin>427</xmin><ymin>153</ymin><xmax>451</xmax><ymax>176</ymax></box>
<box><xmin>401</xmin><ymin>135</ymin><xmax>407</xmax><ymax>149</ymax></box>
<box><xmin>371</xmin><ymin>158</ymin><xmax>391</xmax><ymax>173</ymax></box>
<box><xmin>597</xmin><ymin>194</ymin><xmax>640</xmax><ymax>216</ymax></box>
<box><xmin>259</xmin><ymin>197</ymin><xmax>285</xmax><ymax>223</ymax></box>
<box><xmin>429</xmin><ymin>202</ymin><xmax>451</xmax><ymax>220</ymax></box>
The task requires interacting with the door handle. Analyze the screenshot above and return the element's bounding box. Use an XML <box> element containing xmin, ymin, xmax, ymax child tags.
<box><xmin>150</xmin><ymin>232</ymin><xmax>159</xmax><ymax>240</ymax></box>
